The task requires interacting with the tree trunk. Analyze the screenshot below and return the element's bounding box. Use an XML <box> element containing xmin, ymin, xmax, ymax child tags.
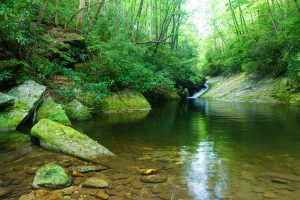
<box><xmin>228</xmin><ymin>0</ymin><xmax>241</xmax><ymax>35</ymax></box>
<box><xmin>37</xmin><ymin>0</ymin><xmax>49</xmax><ymax>24</ymax></box>
<box><xmin>88</xmin><ymin>0</ymin><xmax>106</xmax><ymax>33</ymax></box>
<box><xmin>76</xmin><ymin>0</ymin><xmax>86</xmax><ymax>30</ymax></box>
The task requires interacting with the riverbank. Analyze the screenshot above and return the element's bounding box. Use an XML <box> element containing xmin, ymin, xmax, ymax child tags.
<box><xmin>202</xmin><ymin>73</ymin><xmax>300</xmax><ymax>104</ymax></box>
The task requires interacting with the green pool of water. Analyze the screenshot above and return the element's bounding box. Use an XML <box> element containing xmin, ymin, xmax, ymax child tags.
<box><xmin>73</xmin><ymin>99</ymin><xmax>300</xmax><ymax>199</ymax></box>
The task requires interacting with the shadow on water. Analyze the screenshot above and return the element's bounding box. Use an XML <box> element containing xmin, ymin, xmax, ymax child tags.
<box><xmin>72</xmin><ymin>99</ymin><xmax>300</xmax><ymax>199</ymax></box>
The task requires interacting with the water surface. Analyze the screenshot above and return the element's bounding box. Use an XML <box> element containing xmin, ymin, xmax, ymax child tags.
<box><xmin>73</xmin><ymin>99</ymin><xmax>300</xmax><ymax>199</ymax></box>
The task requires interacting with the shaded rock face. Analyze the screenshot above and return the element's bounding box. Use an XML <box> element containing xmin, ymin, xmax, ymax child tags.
<box><xmin>0</xmin><ymin>80</ymin><xmax>46</xmax><ymax>131</ymax></box>
<box><xmin>202</xmin><ymin>73</ymin><xmax>300</xmax><ymax>104</ymax></box>
<box><xmin>0</xmin><ymin>60</ymin><xmax>25</xmax><ymax>90</ymax></box>
<box><xmin>0</xmin><ymin>92</ymin><xmax>15</xmax><ymax>109</ymax></box>
<box><xmin>65</xmin><ymin>99</ymin><xmax>92</xmax><ymax>120</ymax></box>
<box><xmin>99</xmin><ymin>91</ymin><xmax>151</xmax><ymax>113</ymax></box>
<box><xmin>177</xmin><ymin>78</ymin><xmax>206</xmax><ymax>96</ymax></box>
<box><xmin>32</xmin><ymin>163</ymin><xmax>71</xmax><ymax>189</ymax></box>
<box><xmin>0</xmin><ymin>132</ymin><xmax>32</xmax><ymax>164</ymax></box>
<box><xmin>30</xmin><ymin>119</ymin><xmax>114</xmax><ymax>160</ymax></box>
<box><xmin>36</xmin><ymin>97</ymin><xmax>71</xmax><ymax>125</ymax></box>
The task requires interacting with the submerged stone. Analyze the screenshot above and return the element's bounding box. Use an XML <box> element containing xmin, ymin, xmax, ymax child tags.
<box><xmin>82</xmin><ymin>177</ymin><xmax>109</xmax><ymax>188</ymax></box>
<box><xmin>0</xmin><ymin>187</ymin><xmax>12</xmax><ymax>198</ymax></box>
<box><xmin>88</xmin><ymin>91</ymin><xmax>151</xmax><ymax>113</ymax></box>
<box><xmin>36</xmin><ymin>97</ymin><xmax>71</xmax><ymax>125</ymax></box>
<box><xmin>0</xmin><ymin>132</ymin><xmax>32</xmax><ymax>164</ymax></box>
<box><xmin>65</xmin><ymin>99</ymin><xmax>92</xmax><ymax>120</ymax></box>
<box><xmin>0</xmin><ymin>80</ymin><xmax>46</xmax><ymax>131</ymax></box>
<box><xmin>0</xmin><ymin>92</ymin><xmax>15</xmax><ymax>109</ymax></box>
<box><xmin>30</xmin><ymin>119</ymin><xmax>114</xmax><ymax>160</ymax></box>
<box><xmin>74</xmin><ymin>165</ymin><xmax>108</xmax><ymax>173</ymax></box>
<box><xmin>140</xmin><ymin>175</ymin><xmax>168</xmax><ymax>183</ymax></box>
<box><xmin>32</xmin><ymin>163</ymin><xmax>71</xmax><ymax>189</ymax></box>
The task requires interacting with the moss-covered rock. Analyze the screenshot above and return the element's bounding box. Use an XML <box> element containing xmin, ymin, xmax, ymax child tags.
<box><xmin>0</xmin><ymin>132</ymin><xmax>32</xmax><ymax>164</ymax></box>
<box><xmin>32</xmin><ymin>163</ymin><xmax>71</xmax><ymax>189</ymax></box>
<box><xmin>31</xmin><ymin>119</ymin><xmax>114</xmax><ymax>160</ymax></box>
<box><xmin>0</xmin><ymin>81</ymin><xmax>46</xmax><ymax>131</ymax></box>
<box><xmin>65</xmin><ymin>100</ymin><xmax>92</xmax><ymax>120</ymax></box>
<box><xmin>99</xmin><ymin>91</ymin><xmax>151</xmax><ymax>113</ymax></box>
<box><xmin>36</xmin><ymin>97</ymin><xmax>71</xmax><ymax>125</ymax></box>
<box><xmin>290</xmin><ymin>92</ymin><xmax>300</xmax><ymax>104</ymax></box>
<box><xmin>163</xmin><ymin>91</ymin><xmax>181</xmax><ymax>101</ymax></box>
<box><xmin>0</xmin><ymin>92</ymin><xmax>15</xmax><ymax>109</ymax></box>
<box><xmin>202</xmin><ymin>73</ymin><xmax>300</xmax><ymax>104</ymax></box>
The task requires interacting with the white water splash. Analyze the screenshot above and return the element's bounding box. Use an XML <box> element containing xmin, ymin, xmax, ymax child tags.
<box><xmin>188</xmin><ymin>83</ymin><xmax>209</xmax><ymax>99</ymax></box>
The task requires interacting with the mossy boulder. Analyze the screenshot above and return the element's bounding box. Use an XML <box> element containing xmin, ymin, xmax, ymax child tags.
<box><xmin>31</xmin><ymin>119</ymin><xmax>114</xmax><ymax>160</ymax></box>
<box><xmin>65</xmin><ymin>100</ymin><xmax>92</xmax><ymax>120</ymax></box>
<box><xmin>100</xmin><ymin>91</ymin><xmax>151</xmax><ymax>113</ymax></box>
<box><xmin>0</xmin><ymin>81</ymin><xmax>46</xmax><ymax>131</ymax></box>
<box><xmin>0</xmin><ymin>92</ymin><xmax>15</xmax><ymax>109</ymax></box>
<box><xmin>32</xmin><ymin>163</ymin><xmax>71</xmax><ymax>189</ymax></box>
<box><xmin>163</xmin><ymin>91</ymin><xmax>181</xmax><ymax>101</ymax></box>
<box><xmin>36</xmin><ymin>97</ymin><xmax>71</xmax><ymax>125</ymax></box>
<box><xmin>0</xmin><ymin>132</ymin><xmax>32</xmax><ymax>164</ymax></box>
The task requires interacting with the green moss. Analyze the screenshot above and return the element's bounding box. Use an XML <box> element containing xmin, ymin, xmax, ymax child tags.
<box><xmin>0</xmin><ymin>81</ymin><xmax>46</xmax><ymax>130</ymax></box>
<box><xmin>65</xmin><ymin>99</ymin><xmax>92</xmax><ymax>120</ymax></box>
<box><xmin>0</xmin><ymin>101</ymin><xmax>30</xmax><ymax>130</ymax></box>
<box><xmin>163</xmin><ymin>92</ymin><xmax>181</xmax><ymax>100</ymax></box>
<box><xmin>290</xmin><ymin>93</ymin><xmax>300</xmax><ymax>104</ymax></box>
<box><xmin>32</xmin><ymin>163</ymin><xmax>71</xmax><ymax>189</ymax></box>
<box><xmin>100</xmin><ymin>91</ymin><xmax>151</xmax><ymax>113</ymax></box>
<box><xmin>31</xmin><ymin>119</ymin><xmax>114</xmax><ymax>160</ymax></box>
<box><xmin>36</xmin><ymin>97</ymin><xmax>71</xmax><ymax>125</ymax></box>
<box><xmin>202</xmin><ymin>73</ymin><xmax>300</xmax><ymax>104</ymax></box>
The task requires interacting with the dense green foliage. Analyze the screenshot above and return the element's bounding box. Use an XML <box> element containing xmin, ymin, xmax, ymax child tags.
<box><xmin>0</xmin><ymin>0</ymin><xmax>200</xmax><ymax>101</ymax></box>
<box><xmin>201</xmin><ymin>0</ymin><xmax>300</xmax><ymax>88</ymax></box>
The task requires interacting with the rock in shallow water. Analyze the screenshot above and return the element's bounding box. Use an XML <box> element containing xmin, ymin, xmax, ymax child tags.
<box><xmin>0</xmin><ymin>80</ymin><xmax>46</xmax><ymax>131</ymax></box>
<box><xmin>74</xmin><ymin>165</ymin><xmax>108</xmax><ymax>173</ymax></box>
<box><xmin>263</xmin><ymin>191</ymin><xmax>278</xmax><ymax>199</ymax></box>
<box><xmin>36</xmin><ymin>97</ymin><xmax>71</xmax><ymax>125</ymax></box>
<box><xmin>65</xmin><ymin>99</ymin><xmax>92</xmax><ymax>120</ymax></box>
<box><xmin>32</xmin><ymin>163</ymin><xmax>71</xmax><ymax>189</ymax></box>
<box><xmin>30</xmin><ymin>119</ymin><xmax>114</xmax><ymax>161</ymax></box>
<box><xmin>91</xmin><ymin>192</ymin><xmax>110</xmax><ymax>200</ymax></box>
<box><xmin>83</xmin><ymin>177</ymin><xmax>109</xmax><ymax>188</ymax></box>
<box><xmin>140</xmin><ymin>175</ymin><xmax>168</xmax><ymax>183</ymax></box>
<box><xmin>95</xmin><ymin>91</ymin><xmax>151</xmax><ymax>113</ymax></box>
<box><xmin>0</xmin><ymin>187</ymin><xmax>12</xmax><ymax>198</ymax></box>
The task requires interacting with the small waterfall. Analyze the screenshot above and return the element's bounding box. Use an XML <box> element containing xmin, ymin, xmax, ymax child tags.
<box><xmin>187</xmin><ymin>83</ymin><xmax>209</xmax><ymax>99</ymax></box>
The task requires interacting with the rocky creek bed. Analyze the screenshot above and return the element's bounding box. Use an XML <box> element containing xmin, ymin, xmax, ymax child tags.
<box><xmin>0</xmin><ymin>146</ymin><xmax>194</xmax><ymax>200</ymax></box>
<box><xmin>2</xmin><ymin>143</ymin><xmax>300</xmax><ymax>200</ymax></box>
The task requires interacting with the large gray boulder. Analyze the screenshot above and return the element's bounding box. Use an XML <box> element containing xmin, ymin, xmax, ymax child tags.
<box><xmin>30</xmin><ymin>119</ymin><xmax>114</xmax><ymax>161</ymax></box>
<box><xmin>65</xmin><ymin>99</ymin><xmax>92</xmax><ymax>120</ymax></box>
<box><xmin>0</xmin><ymin>92</ymin><xmax>15</xmax><ymax>109</ymax></box>
<box><xmin>0</xmin><ymin>81</ymin><xmax>46</xmax><ymax>131</ymax></box>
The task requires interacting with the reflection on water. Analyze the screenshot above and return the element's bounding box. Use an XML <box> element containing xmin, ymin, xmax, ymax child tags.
<box><xmin>73</xmin><ymin>99</ymin><xmax>300</xmax><ymax>199</ymax></box>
